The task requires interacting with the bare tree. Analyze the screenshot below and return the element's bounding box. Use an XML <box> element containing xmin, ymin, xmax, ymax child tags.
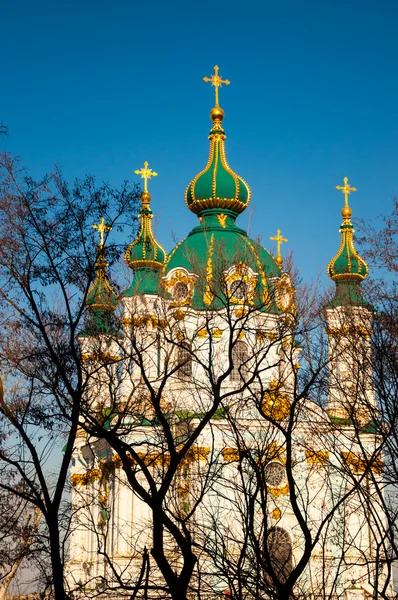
<box><xmin>0</xmin><ymin>152</ymin><xmax>141</xmax><ymax>600</ymax></box>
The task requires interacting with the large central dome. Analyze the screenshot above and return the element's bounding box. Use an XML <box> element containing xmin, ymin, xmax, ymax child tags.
<box><xmin>163</xmin><ymin>80</ymin><xmax>282</xmax><ymax>311</ymax></box>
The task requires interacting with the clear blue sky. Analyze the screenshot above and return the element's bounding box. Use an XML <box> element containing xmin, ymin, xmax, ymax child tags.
<box><xmin>1</xmin><ymin>0</ymin><xmax>397</xmax><ymax>287</ymax></box>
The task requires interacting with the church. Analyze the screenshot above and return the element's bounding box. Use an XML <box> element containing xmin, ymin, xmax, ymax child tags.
<box><xmin>67</xmin><ymin>67</ymin><xmax>391</xmax><ymax>600</ymax></box>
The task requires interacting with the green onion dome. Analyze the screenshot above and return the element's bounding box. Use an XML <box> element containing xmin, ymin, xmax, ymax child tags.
<box><xmin>124</xmin><ymin>191</ymin><xmax>167</xmax><ymax>296</ymax></box>
<box><xmin>82</xmin><ymin>244</ymin><xmax>119</xmax><ymax>336</ymax></box>
<box><xmin>326</xmin><ymin>179</ymin><xmax>370</xmax><ymax>308</ymax></box>
<box><xmin>185</xmin><ymin>107</ymin><xmax>251</xmax><ymax>217</ymax></box>
<box><xmin>87</xmin><ymin>248</ymin><xmax>118</xmax><ymax>311</ymax></box>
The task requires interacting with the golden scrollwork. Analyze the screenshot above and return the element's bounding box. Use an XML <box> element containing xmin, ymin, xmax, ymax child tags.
<box><xmin>162</xmin><ymin>269</ymin><xmax>196</xmax><ymax>307</ymax></box>
<box><xmin>196</xmin><ymin>329</ymin><xmax>208</xmax><ymax>338</ymax></box>
<box><xmin>212</xmin><ymin>328</ymin><xmax>223</xmax><ymax>338</ymax></box>
<box><xmin>224</xmin><ymin>263</ymin><xmax>258</xmax><ymax>305</ymax></box>
<box><xmin>261</xmin><ymin>381</ymin><xmax>291</xmax><ymax>421</ymax></box>
<box><xmin>268</xmin><ymin>483</ymin><xmax>289</xmax><ymax>498</ymax></box>
<box><xmin>272</xmin><ymin>507</ymin><xmax>281</xmax><ymax>520</ymax></box>
<box><xmin>221</xmin><ymin>448</ymin><xmax>241</xmax><ymax>463</ymax></box>
<box><xmin>341</xmin><ymin>452</ymin><xmax>383</xmax><ymax>474</ymax></box>
<box><xmin>204</xmin><ymin>234</ymin><xmax>215</xmax><ymax>306</ymax></box>
<box><xmin>217</xmin><ymin>214</ymin><xmax>227</xmax><ymax>228</ymax></box>
<box><xmin>306</xmin><ymin>450</ymin><xmax>330</xmax><ymax>465</ymax></box>
<box><xmin>277</xmin><ymin>273</ymin><xmax>296</xmax><ymax>312</ymax></box>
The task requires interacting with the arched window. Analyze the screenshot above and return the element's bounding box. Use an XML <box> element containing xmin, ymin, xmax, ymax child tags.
<box><xmin>177</xmin><ymin>342</ymin><xmax>192</xmax><ymax>379</ymax></box>
<box><xmin>266</xmin><ymin>526</ymin><xmax>293</xmax><ymax>583</ymax></box>
<box><xmin>231</xmin><ymin>341</ymin><xmax>249</xmax><ymax>382</ymax></box>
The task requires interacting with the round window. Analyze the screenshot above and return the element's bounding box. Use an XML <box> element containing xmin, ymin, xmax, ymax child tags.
<box><xmin>173</xmin><ymin>281</ymin><xmax>189</xmax><ymax>302</ymax></box>
<box><xmin>264</xmin><ymin>461</ymin><xmax>286</xmax><ymax>487</ymax></box>
<box><xmin>230</xmin><ymin>279</ymin><xmax>247</xmax><ymax>300</ymax></box>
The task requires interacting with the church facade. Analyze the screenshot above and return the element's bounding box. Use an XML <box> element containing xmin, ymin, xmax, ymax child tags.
<box><xmin>67</xmin><ymin>68</ymin><xmax>391</xmax><ymax>600</ymax></box>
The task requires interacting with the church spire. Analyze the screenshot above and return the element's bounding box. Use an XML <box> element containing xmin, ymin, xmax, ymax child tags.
<box><xmin>83</xmin><ymin>218</ymin><xmax>118</xmax><ymax>335</ymax></box>
<box><xmin>185</xmin><ymin>66</ymin><xmax>251</xmax><ymax>218</ymax></box>
<box><xmin>124</xmin><ymin>162</ymin><xmax>166</xmax><ymax>296</ymax></box>
<box><xmin>326</xmin><ymin>177</ymin><xmax>369</xmax><ymax>307</ymax></box>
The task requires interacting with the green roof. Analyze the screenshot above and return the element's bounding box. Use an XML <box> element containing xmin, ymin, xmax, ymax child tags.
<box><xmin>162</xmin><ymin>209</ymin><xmax>282</xmax><ymax>311</ymax></box>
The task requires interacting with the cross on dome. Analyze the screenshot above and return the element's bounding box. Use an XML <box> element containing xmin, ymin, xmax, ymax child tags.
<box><xmin>270</xmin><ymin>229</ymin><xmax>288</xmax><ymax>268</ymax></box>
<box><xmin>93</xmin><ymin>217</ymin><xmax>112</xmax><ymax>248</ymax></box>
<box><xmin>135</xmin><ymin>161</ymin><xmax>158</xmax><ymax>193</ymax></box>
<box><xmin>336</xmin><ymin>176</ymin><xmax>357</xmax><ymax>208</ymax></box>
<box><xmin>203</xmin><ymin>65</ymin><xmax>230</xmax><ymax>108</ymax></box>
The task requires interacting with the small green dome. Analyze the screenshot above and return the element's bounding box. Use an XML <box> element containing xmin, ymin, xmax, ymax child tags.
<box><xmin>80</xmin><ymin>245</ymin><xmax>119</xmax><ymax>337</ymax></box>
<box><xmin>327</xmin><ymin>213</ymin><xmax>368</xmax><ymax>283</ymax></box>
<box><xmin>185</xmin><ymin>110</ymin><xmax>251</xmax><ymax>217</ymax></box>
<box><xmin>124</xmin><ymin>191</ymin><xmax>167</xmax><ymax>296</ymax></box>
<box><xmin>125</xmin><ymin>192</ymin><xmax>166</xmax><ymax>271</ymax></box>
<box><xmin>326</xmin><ymin>181</ymin><xmax>370</xmax><ymax>308</ymax></box>
<box><xmin>161</xmin><ymin>210</ymin><xmax>281</xmax><ymax>311</ymax></box>
<box><xmin>86</xmin><ymin>250</ymin><xmax>118</xmax><ymax>312</ymax></box>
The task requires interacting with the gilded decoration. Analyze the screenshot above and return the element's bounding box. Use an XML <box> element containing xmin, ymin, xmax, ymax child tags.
<box><xmin>306</xmin><ymin>450</ymin><xmax>330</xmax><ymax>465</ymax></box>
<box><xmin>341</xmin><ymin>452</ymin><xmax>383</xmax><ymax>474</ymax></box>
<box><xmin>196</xmin><ymin>329</ymin><xmax>208</xmax><ymax>338</ymax></box>
<box><xmin>277</xmin><ymin>274</ymin><xmax>296</xmax><ymax>312</ymax></box>
<box><xmin>212</xmin><ymin>328</ymin><xmax>223</xmax><ymax>338</ymax></box>
<box><xmin>173</xmin><ymin>309</ymin><xmax>185</xmax><ymax>321</ymax></box>
<box><xmin>272</xmin><ymin>507</ymin><xmax>282</xmax><ymax>520</ymax></box>
<box><xmin>161</xmin><ymin>269</ymin><xmax>196</xmax><ymax>307</ymax></box>
<box><xmin>262</xmin><ymin>381</ymin><xmax>291</xmax><ymax>421</ymax></box>
<box><xmin>81</xmin><ymin>352</ymin><xmax>120</xmax><ymax>364</ymax></box>
<box><xmin>244</xmin><ymin>238</ymin><xmax>270</xmax><ymax>307</ymax></box>
<box><xmin>217</xmin><ymin>214</ymin><xmax>227</xmax><ymax>228</ymax></box>
<box><xmin>224</xmin><ymin>263</ymin><xmax>258</xmax><ymax>305</ymax></box>
<box><xmin>203</xmin><ymin>234</ymin><xmax>215</xmax><ymax>306</ymax></box>
<box><xmin>235</xmin><ymin>307</ymin><xmax>247</xmax><ymax>319</ymax></box>
<box><xmin>222</xmin><ymin>448</ymin><xmax>241</xmax><ymax>463</ymax></box>
<box><xmin>268</xmin><ymin>483</ymin><xmax>289</xmax><ymax>498</ymax></box>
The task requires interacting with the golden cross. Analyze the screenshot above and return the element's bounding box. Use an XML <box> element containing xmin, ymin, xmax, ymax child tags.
<box><xmin>135</xmin><ymin>161</ymin><xmax>158</xmax><ymax>193</ymax></box>
<box><xmin>203</xmin><ymin>65</ymin><xmax>230</xmax><ymax>107</ymax></box>
<box><xmin>270</xmin><ymin>229</ymin><xmax>288</xmax><ymax>259</ymax></box>
<box><xmin>336</xmin><ymin>176</ymin><xmax>357</xmax><ymax>208</ymax></box>
<box><xmin>93</xmin><ymin>217</ymin><xmax>112</xmax><ymax>247</ymax></box>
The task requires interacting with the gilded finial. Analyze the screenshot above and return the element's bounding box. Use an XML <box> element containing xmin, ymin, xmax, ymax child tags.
<box><xmin>270</xmin><ymin>229</ymin><xmax>288</xmax><ymax>268</ymax></box>
<box><xmin>336</xmin><ymin>176</ymin><xmax>356</xmax><ymax>220</ymax></box>
<box><xmin>135</xmin><ymin>161</ymin><xmax>158</xmax><ymax>194</ymax></box>
<box><xmin>93</xmin><ymin>217</ymin><xmax>112</xmax><ymax>248</ymax></box>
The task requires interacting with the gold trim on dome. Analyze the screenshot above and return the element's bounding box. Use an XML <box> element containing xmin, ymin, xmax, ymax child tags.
<box><xmin>204</xmin><ymin>234</ymin><xmax>215</xmax><ymax>306</ymax></box>
<box><xmin>244</xmin><ymin>238</ymin><xmax>270</xmax><ymax>307</ymax></box>
<box><xmin>217</xmin><ymin>213</ymin><xmax>227</xmax><ymax>228</ymax></box>
<box><xmin>224</xmin><ymin>263</ymin><xmax>258</xmax><ymax>305</ymax></box>
<box><xmin>184</xmin><ymin>125</ymin><xmax>251</xmax><ymax>215</ymax></box>
<box><xmin>327</xmin><ymin>225</ymin><xmax>369</xmax><ymax>281</ymax></box>
<box><xmin>125</xmin><ymin>210</ymin><xmax>167</xmax><ymax>270</ymax></box>
<box><xmin>161</xmin><ymin>237</ymin><xmax>186</xmax><ymax>276</ymax></box>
